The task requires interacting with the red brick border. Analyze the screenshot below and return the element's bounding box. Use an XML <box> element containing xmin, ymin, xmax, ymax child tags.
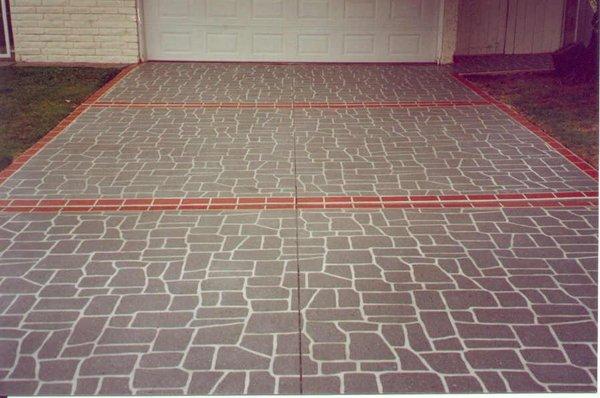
<box><xmin>452</xmin><ymin>73</ymin><xmax>599</xmax><ymax>181</ymax></box>
<box><xmin>0</xmin><ymin>63</ymin><xmax>140</xmax><ymax>186</ymax></box>
<box><xmin>0</xmin><ymin>191</ymin><xmax>596</xmax><ymax>213</ymax></box>
<box><xmin>0</xmin><ymin>103</ymin><xmax>88</xmax><ymax>185</ymax></box>
<box><xmin>91</xmin><ymin>100</ymin><xmax>491</xmax><ymax>109</ymax></box>
<box><xmin>83</xmin><ymin>63</ymin><xmax>140</xmax><ymax>105</ymax></box>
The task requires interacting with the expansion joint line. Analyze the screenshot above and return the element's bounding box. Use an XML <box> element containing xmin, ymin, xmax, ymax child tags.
<box><xmin>291</xmin><ymin>109</ymin><xmax>304</xmax><ymax>393</ymax></box>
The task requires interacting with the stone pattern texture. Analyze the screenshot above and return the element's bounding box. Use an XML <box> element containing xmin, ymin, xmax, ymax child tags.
<box><xmin>0</xmin><ymin>62</ymin><xmax>597</xmax><ymax>395</ymax></box>
<box><xmin>9</xmin><ymin>0</ymin><xmax>139</xmax><ymax>63</ymax></box>
<box><xmin>0</xmin><ymin>107</ymin><xmax>297</xmax><ymax>199</ymax></box>
<box><xmin>297</xmin><ymin>207</ymin><xmax>597</xmax><ymax>393</ymax></box>
<box><xmin>293</xmin><ymin>106</ymin><xmax>596</xmax><ymax>197</ymax></box>
<box><xmin>0</xmin><ymin>210</ymin><xmax>301</xmax><ymax>394</ymax></box>
<box><xmin>99</xmin><ymin>63</ymin><xmax>483</xmax><ymax>103</ymax></box>
<box><xmin>0</xmin><ymin>207</ymin><xmax>596</xmax><ymax>394</ymax></box>
<box><xmin>0</xmin><ymin>106</ymin><xmax>595</xmax><ymax>199</ymax></box>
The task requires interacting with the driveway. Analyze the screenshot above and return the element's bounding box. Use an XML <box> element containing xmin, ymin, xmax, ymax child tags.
<box><xmin>0</xmin><ymin>63</ymin><xmax>597</xmax><ymax>394</ymax></box>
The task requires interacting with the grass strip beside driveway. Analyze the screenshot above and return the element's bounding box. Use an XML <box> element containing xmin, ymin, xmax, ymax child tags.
<box><xmin>0</xmin><ymin>65</ymin><xmax>121</xmax><ymax>170</ymax></box>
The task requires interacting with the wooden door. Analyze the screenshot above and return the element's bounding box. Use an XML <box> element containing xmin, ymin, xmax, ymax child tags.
<box><xmin>456</xmin><ymin>0</ymin><xmax>565</xmax><ymax>55</ymax></box>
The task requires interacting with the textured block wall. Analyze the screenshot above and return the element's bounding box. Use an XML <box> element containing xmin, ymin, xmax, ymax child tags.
<box><xmin>9</xmin><ymin>0</ymin><xmax>139</xmax><ymax>63</ymax></box>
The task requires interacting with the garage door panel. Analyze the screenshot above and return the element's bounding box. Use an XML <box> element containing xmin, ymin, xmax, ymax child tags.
<box><xmin>160</xmin><ymin>32</ymin><xmax>194</xmax><ymax>54</ymax></box>
<box><xmin>251</xmin><ymin>0</ymin><xmax>286</xmax><ymax>19</ymax></box>
<box><xmin>143</xmin><ymin>0</ymin><xmax>441</xmax><ymax>62</ymax></box>
<box><xmin>252</xmin><ymin>32</ymin><xmax>285</xmax><ymax>55</ymax></box>
<box><xmin>390</xmin><ymin>0</ymin><xmax>438</xmax><ymax>23</ymax></box>
<box><xmin>391</xmin><ymin>0</ymin><xmax>422</xmax><ymax>19</ymax></box>
<box><xmin>297</xmin><ymin>0</ymin><xmax>332</xmax><ymax>20</ymax></box>
<box><xmin>156</xmin><ymin>0</ymin><xmax>204</xmax><ymax>19</ymax></box>
<box><xmin>343</xmin><ymin>33</ymin><xmax>376</xmax><ymax>56</ymax></box>
<box><xmin>206</xmin><ymin>32</ymin><xmax>240</xmax><ymax>54</ymax></box>
<box><xmin>159</xmin><ymin>0</ymin><xmax>191</xmax><ymax>17</ymax></box>
<box><xmin>343</xmin><ymin>0</ymin><xmax>377</xmax><ymax>19</ymax></box>
<box><xmin>206</xmin><ymin>0</ymin><xmax>239</xmax><ymax>18</ymax></box>
<box><xmin>296</xmin><ymin>32</ymin><xmax>331</xmax><ymax>56</ymax></box>
<box><xmin>389</xmin><ymin>33</ymin><xmax>421</xmax><ymax>55</ymax></box>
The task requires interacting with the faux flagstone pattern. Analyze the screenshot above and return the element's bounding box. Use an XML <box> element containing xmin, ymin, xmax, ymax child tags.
<box><xmin>0</xmin><ymin>106</ymin><xmax>596</xmax><ymax>199</ymax></box>
<box><xmin>98</xmin><ymin>63</ymin><xmax>483</xmax><ymax>104</ymax></box>
<box><xmin>0</xmin><ymin>62</ymin><xmax>597</xmax><ymax>395</ymax></box>
<box><xmin>0</xmin><ymin>210</ymin><xmax>301</xmax><ymax>395</ymax></box>
<box><xmin>0</xmin><ymin>207</ymin><xmax>597</xmax><ymax>394</ymax></box>
<box><xmin>293</xmin><ymin>106</ymin><xmax>597</xmax><ymax>196</ymax></box>
<box><xmin>0</xmin><ymin>107</ymin><xmax>297</xmax><ymax>199</ymax></box>
<box><xmin>297</xmin><ymin>207</ymin><xmax>597</xmax><ymax>393</ymax></box>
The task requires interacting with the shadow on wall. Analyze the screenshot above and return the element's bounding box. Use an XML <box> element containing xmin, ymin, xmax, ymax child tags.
<box><xmin>564</xmin><ymin>0</ymin><xmax>597</xmax><ymax>46</ymax></box>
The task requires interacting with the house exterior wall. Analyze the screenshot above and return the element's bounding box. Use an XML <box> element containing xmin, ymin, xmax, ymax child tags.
<box><xmin>8</xmin><ymin>0</ymin><xmax>139</xmax><ymax>63</ymax></box>
<box><xmin>440</xmin><ymin>0</ymin><xmax>459</xmax><ymax>63</ymax></box>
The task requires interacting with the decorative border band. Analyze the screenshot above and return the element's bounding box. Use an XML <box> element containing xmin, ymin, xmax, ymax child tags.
<box><xmin>0</xmin><ymin>192</ymin><xmax>596</xmax><ymax>213</ymax></box>
<box><xmin>90</xmin><ymin>100</ymin><xmax>491</xmax><ymax>109</ymax></box>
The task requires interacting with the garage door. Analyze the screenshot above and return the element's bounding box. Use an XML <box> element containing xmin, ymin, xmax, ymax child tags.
<box><xmin>142</xmin><ymin>0</ymin><xmax>442</xmax><ymax>62</ymax></box>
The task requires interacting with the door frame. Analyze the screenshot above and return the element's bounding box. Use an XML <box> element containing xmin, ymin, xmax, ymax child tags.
<box><xmin>0</xmin><ymin>0</ymin><xmax>12</xmax><ymax>59</ymax></box>
<box><xmin>435</xmin><ymin>0</ymin><xmax>446</xmax><ymax>63</ymax></box>
<box><xmin>135</xmin><ymin>0</ymin><xmax>146</xmax><ymax>62</ymax></box>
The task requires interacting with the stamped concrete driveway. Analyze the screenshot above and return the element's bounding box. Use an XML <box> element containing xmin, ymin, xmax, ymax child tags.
<box><xmin>0</xmin><ymin>62</ymin><xmax>597</xmax><ymax>395</ymax></box>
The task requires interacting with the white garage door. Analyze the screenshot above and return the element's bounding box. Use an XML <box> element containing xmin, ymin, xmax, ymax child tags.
<box><xmin>142</xmin><ymin>0</ymin><xmax>442</xmax><ymax>62</ymax></box>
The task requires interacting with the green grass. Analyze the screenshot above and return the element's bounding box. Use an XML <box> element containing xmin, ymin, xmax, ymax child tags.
<box><xmin>0</xmin><ymin>66</ymin><xmax>121</xmax><ymax>170</ymax></box>
<box><xmin>467</xmin><ymin>72</ymin><xmax>599</xmax><ymax>167</ymax></box>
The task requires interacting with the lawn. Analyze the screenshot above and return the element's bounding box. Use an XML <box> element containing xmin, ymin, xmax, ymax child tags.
<box><xmin>0</xmin><ymin>66</ymin><xmax>121</xmax><ymax>170</ymax></box>
<box><xmin>466</xmin><ymin>72</ymin><xmax>599</xmax><ymax>167</ymax></box>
